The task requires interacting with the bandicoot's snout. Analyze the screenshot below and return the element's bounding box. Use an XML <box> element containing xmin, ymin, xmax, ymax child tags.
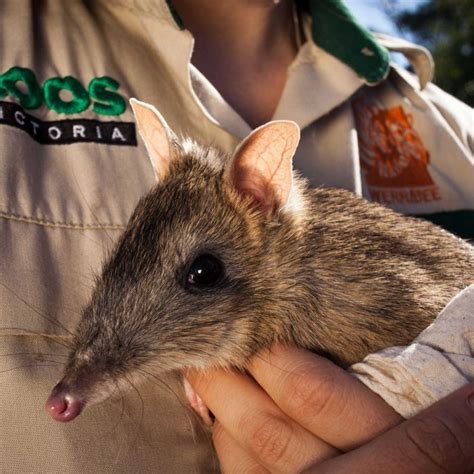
<box><xmin>45</xmin><ymin>382</ymin><xmax>84</xmax><ymax>422</ymax></box>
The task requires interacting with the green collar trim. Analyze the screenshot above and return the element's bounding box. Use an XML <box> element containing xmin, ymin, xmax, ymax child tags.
<box><xmin>164</xmin><ymin>0</ymin><xmax>390</xmax><ymax>84</ymax></box>
<box><xmin>305</xmin><ymin>0</ymin><xmax>390</xmax><ymax>84</ymax></box>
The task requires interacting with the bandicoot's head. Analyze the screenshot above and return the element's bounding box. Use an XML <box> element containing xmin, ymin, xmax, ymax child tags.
<box><xmin>46</xmin><ymin>99</ymin><xmax>307</xmax><ymax>422</ymax></box>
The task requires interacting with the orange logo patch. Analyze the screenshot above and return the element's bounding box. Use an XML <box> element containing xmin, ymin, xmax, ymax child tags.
<box><xmin>352</xmin><ymin>98</ymin><xmax>440</xmax><ymax>205</ymax></box>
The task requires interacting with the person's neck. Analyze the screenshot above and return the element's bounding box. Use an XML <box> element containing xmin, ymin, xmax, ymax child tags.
<box><xmin>172</xmin><ymin>0</ymin><xmax>299</xmax><ymax>127</ymax></box>
<box><xmin>173</xmin><ymin>0</ymin><xmax>296</xmax><ymax>65</ymax></box>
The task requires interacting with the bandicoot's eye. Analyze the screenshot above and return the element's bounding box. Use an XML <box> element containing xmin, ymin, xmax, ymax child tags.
<box><xmin>186</xmin><ymin>254</ymin><xmax>224</xmax><ymax>288</ymax></box>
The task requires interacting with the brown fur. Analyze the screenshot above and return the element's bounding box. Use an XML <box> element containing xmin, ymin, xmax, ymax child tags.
<box><xmin>60</xmin><ymin>140</ymin><xmax>474</xmax><ymax>405</ymax></box>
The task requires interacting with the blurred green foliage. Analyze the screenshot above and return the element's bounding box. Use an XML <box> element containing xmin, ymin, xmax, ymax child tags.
<box><xmin>393</xmin><ymin>0</ymin><xmax>474</xmax><ymax>106</ymax></box>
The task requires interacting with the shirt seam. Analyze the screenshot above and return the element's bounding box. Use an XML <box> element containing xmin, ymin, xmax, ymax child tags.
<box><xmin>0</xmin><ymin>211</ymin><xmax>126</xmax><ymax>230</ymax></box>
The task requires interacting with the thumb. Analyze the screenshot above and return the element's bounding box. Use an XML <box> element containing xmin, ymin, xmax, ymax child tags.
<box><xmin>307</xmin><ymin>382</ymin><xmax>474</xmax><ymax>474</ymax></box>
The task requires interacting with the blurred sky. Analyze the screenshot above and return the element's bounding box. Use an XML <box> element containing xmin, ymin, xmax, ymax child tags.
<box><xmin>344</xmin><ymin>0</ymin><xmax>427</xmax><ymax>66</ymax></box>
<box><xmin>345</xmin><ymin>0</ymin><xmax>425</xmax><ymax>37</ymax></box>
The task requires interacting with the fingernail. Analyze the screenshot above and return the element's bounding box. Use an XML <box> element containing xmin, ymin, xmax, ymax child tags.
<box><xmin>201</xmin><ymin>409</ymin><xmax>215</xmax><ymax>427</ymax></box>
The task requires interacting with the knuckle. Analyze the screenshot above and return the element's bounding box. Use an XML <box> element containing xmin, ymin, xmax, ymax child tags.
<box><xmin>281</xmin><ymin>366</ymin><xmax>338</xmax><ymax>421</ymax></box>
<box><xmin>403</xmin><ymin>415</ymin><xmax>470</xmax><ymax>473</ymax></box>
<box><xmin>214</xmin><ymin>423</ymin><xmax>269</xmax><ymax>474</ymax></box>
<box><xmin>224</xmin><ymin>465</ymin><xmax>266</xmax><ymax>474</ymax></box>
<box><xmin>244</xmin><ymin>413</ymin><xmax>294</xmax><ymax>466</ymax></box>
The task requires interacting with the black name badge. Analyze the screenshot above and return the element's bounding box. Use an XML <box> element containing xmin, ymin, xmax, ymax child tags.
<box><xmin>0</xmin><ymin>100</ymin><xmax>137</xmax><ymax>146</ymax></box>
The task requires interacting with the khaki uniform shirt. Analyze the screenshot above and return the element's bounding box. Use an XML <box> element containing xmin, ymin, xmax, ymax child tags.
<box><xmin>1</xmin><ymin>1</ymin><xmax>473</xmax><ymax>471</ymax></box>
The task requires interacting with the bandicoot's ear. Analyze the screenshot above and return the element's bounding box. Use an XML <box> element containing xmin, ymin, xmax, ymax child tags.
<box><xmin>130</xmin><ymin>98</ymin><xmax>178</xmax><ymax>181</ymax></box>
<box><xmin>229</xmin><ymin>121</ymin><xmax>300</xmax><ymax>215</ymax></box>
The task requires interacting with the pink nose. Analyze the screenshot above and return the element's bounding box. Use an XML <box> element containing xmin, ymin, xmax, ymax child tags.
<box><xmin>45</xmin><ymin>385</ymin><xmax>84</xmax><ymax>422</ymax></box>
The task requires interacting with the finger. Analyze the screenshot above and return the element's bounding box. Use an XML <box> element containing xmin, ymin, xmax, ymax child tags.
<box><xmin>249</xmin><ymin>346</ymin><xmax>402</xmax><ymax>450</ymax></box>
<box><xmin>213</xmin><ymin>421</ymin><xmax>269</xmax><ymax>474</ymax></box>
<box><xmin>187</xmin><ymin>368</ymin><xmax>339</xmax><ymax>472</ymax></box>
<box><xmin>307</xmin><ymin>382</ymin><xmax>474</xmax><ymax>474</ymax></box>
<box><xmin>182</xmin><ymin>376</ymin><xmax>214</xmax><ymax>426</ymax></box>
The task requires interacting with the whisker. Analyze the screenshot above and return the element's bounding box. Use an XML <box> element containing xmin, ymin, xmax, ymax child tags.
<box><xmin>111</xmin><ymin>381</ymin><xmax>126</xmax><ymax>433</ymax></box>
<box><xmin>0</xmin><ymin>351</ymin><xmax>68</xmax><ymax>360</ymax></box>
<box><xmin>71</xmin><ymin>163</ymin><xmax>116</xmax><ymax>246</ymax></box>
<box><xmin>120</xmin><ymin>374</ymin><xmax>157</xmax><ymax>453</ymax></box>
<box><xmin>0</xmin><ymin>329</ymin><xmax>72</xmax><ymax>349</ymax></box>
<box><xmin>77</xmin><ymin>229</ymin><xmax>110</xmax><ymax>250</ymax></box>
<box><xmin>136</xmin><ymin>369</ymin><xmax>216</xmax><ymax>460</ymax></box>
<box><xmin>125</xmin><ymin>374</ymin><xmax>145</xmax><ymax>433</ymax></box>
<box><xmin>0</xmin><ymin>363</ymin><xmax>62</xmax><ymax>376</ymax></box>
<box><xmin>135</xmin><ymin>368</ymin><xmax>206</xmax><ymax>445</ymax></box>
<box><xmin>135</xmin><ymin>368</ymin><xmax>190</xmax><ymax>415</ymax></box>
<box><xmin>110</xmin><ymin>382</ymin><xmax>127</xmax><ymax>464</ymax></box>
<box><xmin>0</xmin><ymin>281</ymin><xmax>74</xmax><ymax>336</ymax></box>
<box><xmin>67</xmin><ymin>268</ymin><xmax>97</xmax><ymax>288</ymax></box>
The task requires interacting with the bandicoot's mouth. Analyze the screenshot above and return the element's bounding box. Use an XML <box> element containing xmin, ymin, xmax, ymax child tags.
<box><xmin>45</xmin><ymin>383</ymin><xmax>84</xmax><ymax>422</ymax></box>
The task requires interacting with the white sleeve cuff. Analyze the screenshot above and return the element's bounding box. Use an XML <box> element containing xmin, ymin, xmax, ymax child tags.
<box><xmin>350</xmin><ymin>285</ymin><xmax>474</xmax><ymax>418</ymax></box>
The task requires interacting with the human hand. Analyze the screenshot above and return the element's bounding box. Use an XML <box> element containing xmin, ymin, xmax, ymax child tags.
<box><xmin>303</xmin><ymin>381</ymin><xmax>474</xmax><ymax>473</ymax></box>
<box><xmin>187</xmin><ymin>345</ymin><xmax>401</xmax><ymax>472</ymax></box>
<box><xmin>187</xmin><ymin>346</ymin><xmax>474</xmax><ymax>473</ymax></box>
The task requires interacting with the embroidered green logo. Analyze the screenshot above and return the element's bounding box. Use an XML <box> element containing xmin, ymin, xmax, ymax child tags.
<box><xmin>0</xmin><ymin>67</ymin><xmax>126</xmax><ymax>116</ymax></box>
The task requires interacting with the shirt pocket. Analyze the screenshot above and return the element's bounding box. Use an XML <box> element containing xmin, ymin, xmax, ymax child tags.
<box><xmin>0</xmin><ymin>115</ymin><xmax>154</xmax><ymax>229</ymax></box>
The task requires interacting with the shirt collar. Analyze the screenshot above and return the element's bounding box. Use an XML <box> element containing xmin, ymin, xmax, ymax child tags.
<box><xmin>189</xmin><ymin>17</ymin><xmax>366</xmax><ymax>135</ymax></box>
